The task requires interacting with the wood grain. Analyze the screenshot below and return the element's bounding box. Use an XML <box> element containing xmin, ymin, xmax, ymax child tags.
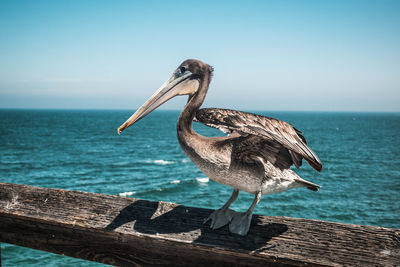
<box><xmin>0</xmin><ymin>183</ymin><xmax>399</xmax><ymax>266</ymax></box>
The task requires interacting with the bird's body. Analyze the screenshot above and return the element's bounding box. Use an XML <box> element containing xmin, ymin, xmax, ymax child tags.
<box><xmin>179</xmin><ymin>114</ymin><xmax>318</xmax><ymax>195</ymax></box>
<box><xmin>118</xmin><ymin>59</ymin><xmax>322</xmax><ymax>235</ymax></box>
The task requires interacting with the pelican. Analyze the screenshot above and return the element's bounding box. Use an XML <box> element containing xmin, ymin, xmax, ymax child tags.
<box><xmin>118</xmin><ymin>59</ymin><xmax>322</xmax><ymax>235</ymax></box>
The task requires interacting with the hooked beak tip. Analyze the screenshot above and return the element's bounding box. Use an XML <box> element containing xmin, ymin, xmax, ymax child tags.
<box><xmin>117</xmin><ymin>124</ymin><xmax>126</xmax><ymax>135</ymax></box>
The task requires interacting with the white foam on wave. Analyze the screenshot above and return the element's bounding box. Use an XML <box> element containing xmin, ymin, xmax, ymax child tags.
<box><xmin>181</xmin><ymin>159</ymin><xmax>189</xmax><ymax>163</ymax></box>
<box><xmin>119</xmin><ymin>191</ymin><xmax>136</xmax><ymax>197</ymax></box>
<box><xmin>149</xmin><ymin>159</ymin><xmax>176</xmax><ymax>165</ymax></box>
<box><xmin>171</xmin><ymin>179</ymin><xmax>181</xmax><ymax>184</ymax></box>
<box><xmin>196</xmin><ymin>177</ymin><xmax>209</xmax><ymax>183</ymax></box>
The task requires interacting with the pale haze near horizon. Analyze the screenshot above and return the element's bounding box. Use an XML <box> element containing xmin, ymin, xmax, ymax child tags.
<box><xmin>0</xmin><ymin>0</ymin><xmax>399</xmax><ymax>112</ymax></box>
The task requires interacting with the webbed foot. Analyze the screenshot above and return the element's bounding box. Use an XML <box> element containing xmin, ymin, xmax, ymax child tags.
<box><xmin>204</xmin><ymin>208</ymin><xmax>235</xmax><ymax>229</ymax></box>
<box><xmin>229</xmin><ymin>191</ymin><xmax>261</xmax><ymax>236</ymax></box>
<box><xmin>229</xmin><ymin>211</ymin><xmax>253</xmax><ymax>236</ymax></box>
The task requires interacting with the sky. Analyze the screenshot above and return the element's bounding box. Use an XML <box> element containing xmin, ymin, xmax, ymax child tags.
<box><xmin>0</xmin><ymin>0</ymin><xmax>399</xmax><ymax>111</ymax></box>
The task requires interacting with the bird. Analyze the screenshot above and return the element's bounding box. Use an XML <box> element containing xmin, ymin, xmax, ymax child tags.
<box><xmin>117</xmin><ymin>59</ymin><xmax>322</xmax><ymax>236</ymax></box>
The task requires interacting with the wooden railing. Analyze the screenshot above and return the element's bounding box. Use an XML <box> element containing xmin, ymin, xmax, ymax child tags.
<box><xmin>0</xmin><ymin>182</ymin><xmax>399</xmax><ymax>266</ymax></box>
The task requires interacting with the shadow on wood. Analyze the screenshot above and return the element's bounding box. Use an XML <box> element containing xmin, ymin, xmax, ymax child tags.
<box><xmin>1</xmin><ymin>183</ymin><xmax>399</xmax><ymax>266</ymax></box>
<box><xmin>105</xmin><ymin>200</ymin><xmax>288</xmax><ymax>251</ymax></box>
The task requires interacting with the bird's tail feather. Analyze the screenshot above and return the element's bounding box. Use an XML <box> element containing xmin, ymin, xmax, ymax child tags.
<box><xmin>298</xmin><ymin>179</ymin><xmax>321</xmax><ymax>191</ymax></box>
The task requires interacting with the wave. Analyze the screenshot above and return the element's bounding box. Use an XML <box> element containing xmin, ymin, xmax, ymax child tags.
<box><xmin>196</xmin><ymin>177</ymin><xmax>209</xmax><ymax>183</ymax></box>
<box><xmin>118</xmin><ymin>191</ymin><xmax>136</xmax><ymax>197</ymax></box>
<box><xmin>146</xmin><ymin>159</ymin><xmax>176</xmax><ymax>165</ymax></box>
<box><xmin>170</xmin><ymin>179</ymin><xmax>181</xmax><ymax>184</ymax></box>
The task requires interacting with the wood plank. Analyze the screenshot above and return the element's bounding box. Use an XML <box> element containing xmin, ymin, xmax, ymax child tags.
<box><xmin>0</xmin><ymin>183</ymin><xmax>399</xmax><ymax>266</ymax></box>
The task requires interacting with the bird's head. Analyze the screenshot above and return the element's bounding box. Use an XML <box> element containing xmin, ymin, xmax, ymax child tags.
<box><xmin>117</xmin><ymin>59</ymin><xmax>212</xmax><ymax>134</ymax></box>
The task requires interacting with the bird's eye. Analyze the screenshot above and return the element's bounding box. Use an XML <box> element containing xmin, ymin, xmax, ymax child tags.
<box><xmin>180</xmin><ymin>66</ymin><xmax>186</xmax><ymax>73</ymax></box>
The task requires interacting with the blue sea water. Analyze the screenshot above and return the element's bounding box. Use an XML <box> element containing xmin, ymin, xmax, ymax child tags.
<box><xmin>1</xmin><ymin>109</ymin><xmax>399</xmax><ymax>266</ymax></box>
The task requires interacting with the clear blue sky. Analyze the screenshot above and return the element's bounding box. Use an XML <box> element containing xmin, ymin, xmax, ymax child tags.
<box><xmin>1</xmin><ymin>0</ymin><xmax>399</xmax><ymax>111</ymax></box>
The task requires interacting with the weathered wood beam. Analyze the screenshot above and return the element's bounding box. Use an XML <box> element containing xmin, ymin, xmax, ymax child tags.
<box><xmin>0</xmin><ymin>183</ymin><xmax>399</xmax><ymax>266</ymax></box>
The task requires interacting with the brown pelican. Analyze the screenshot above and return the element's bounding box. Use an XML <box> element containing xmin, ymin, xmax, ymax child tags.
<box><xmin>118</xmin><ymin>59</ymin><xmax>322</xmax><ymax>236</ymax></box>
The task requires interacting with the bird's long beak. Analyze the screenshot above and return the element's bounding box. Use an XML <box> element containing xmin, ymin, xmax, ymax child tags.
<box><xmin>117</xmin><ymin>71</ymin><xmax>192</xmax><ymax>134</ymax></box>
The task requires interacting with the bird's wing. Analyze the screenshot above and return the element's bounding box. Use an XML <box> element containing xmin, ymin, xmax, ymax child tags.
<box><xmin>233</xmin><ymin>135</ymin><xmax>294</xmax><ymax>170</ymax></box>
<box><xmin>195</xmin><ymin>108</ymin><xmax>322</xmax><ymax>171</ymax></box>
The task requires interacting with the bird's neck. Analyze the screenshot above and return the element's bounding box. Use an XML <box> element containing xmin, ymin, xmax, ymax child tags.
<box><xmin>176</xmin><ymin>73</ymin><xmax>212</xmax><ymax>169</ymax></box>
<box><xmin>177</xmin><ymin>76</ymin><xmax>210</xmax><ymax>135</ymax></box>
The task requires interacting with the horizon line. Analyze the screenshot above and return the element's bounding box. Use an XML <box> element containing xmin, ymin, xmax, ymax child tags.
<box><xmin>0</xmin><ymin>107</ymin><xmax>399</xmax><ymax>114</ymax></box>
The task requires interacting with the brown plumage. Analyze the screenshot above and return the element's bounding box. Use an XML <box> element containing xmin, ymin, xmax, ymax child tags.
<box><xmin>118</xmin><ymin>59</ymin><xmax>322</xmax><ymax>235</ymax></box>
<box><xmin>195</xmin><ymin>108</ymin><xmax>322</xmax><ymax>172</ymax></box>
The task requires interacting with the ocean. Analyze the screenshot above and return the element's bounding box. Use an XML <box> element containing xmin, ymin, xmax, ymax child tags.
<box><xmin>1</xmin><ymin>109</ymin><xmax>399</xmax><ymax>266</ymax></box>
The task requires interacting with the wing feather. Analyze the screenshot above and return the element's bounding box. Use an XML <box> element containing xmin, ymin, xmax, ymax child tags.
<box><xmin>195</xmin><ymin>108</ymin><xmax>322</xmax><ymax>171</ymax></box>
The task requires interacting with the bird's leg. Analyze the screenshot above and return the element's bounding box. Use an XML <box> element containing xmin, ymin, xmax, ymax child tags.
<box><xmin>229</xmin><ymin>191</ymin><xmax>262</xmax><ymax>236</ymax></box>
<box><xmin>204</xmin><ymin>189</ymin><xmax>239</xmax><ymax>230</ymax></box>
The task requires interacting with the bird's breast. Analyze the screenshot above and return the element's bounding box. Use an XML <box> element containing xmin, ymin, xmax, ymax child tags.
<box><xmin>177</xmin><ymin>132</ymin><xmax>264</xmax><ymax>193</ymax></box>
